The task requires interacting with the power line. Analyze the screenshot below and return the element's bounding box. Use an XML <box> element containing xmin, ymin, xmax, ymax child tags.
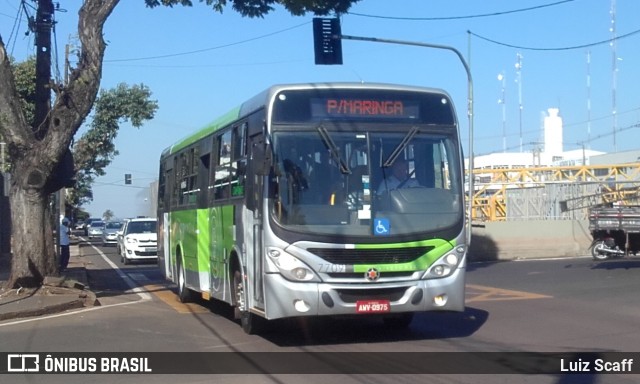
<box><xmin>468</xmin><ymin>28</ymin><xmax>640</xmax><ymax>51</ymax></box>
<box><xmin>346</xmin><ymin>0</ymin><xmax>575</xmax><ymax>21</ymax></box>
<box><xmin>105</xmin><ymin>21</ymin><xmax>310</xmax><ymax>63</ymax></box>
<box><xmin>476</xmin><ymin>121</ymin><xmax>640</xmax><ymax>156</ymax></box>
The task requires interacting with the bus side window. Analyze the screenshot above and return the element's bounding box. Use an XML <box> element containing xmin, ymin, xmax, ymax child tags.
<box><xmin>230</xmin><ymin>123</ymin><xmax>248</xmax><ymax>198</ymax></box>
<box><xmin>171</xmin><ymin>156</ymin><xmax>179</xmax><ymax>208</ymax></box>
<box><xmin>214</xmin><ymin>130</ymin><xmax>232</xmax><ymax>200</ymax></box>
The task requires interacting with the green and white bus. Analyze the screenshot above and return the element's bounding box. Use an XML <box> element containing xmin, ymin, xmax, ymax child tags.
<box><xmin>158</xmin><ymin>82</ymin><xmax>468</xmax><ymax>334</ymax></box>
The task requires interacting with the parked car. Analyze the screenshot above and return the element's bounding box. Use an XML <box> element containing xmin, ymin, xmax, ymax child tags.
<box><xmin>118</xmin><ymin>218</ymin><xmax>157</xmax><ymax>265</ymax></box>
<box><xmin>74</xmin><ymin>220</ymin><xmax>85</xmax><ymax>231</ymax></box>
<box><xmin>87</xmin><ymin>220</ymin><xmax>105</xmax><ymax>240</ymax></box>
<box><xmin>101</xmin><ymin>221</ymin><xmax>123</xmax><ymax>247</ymax></box>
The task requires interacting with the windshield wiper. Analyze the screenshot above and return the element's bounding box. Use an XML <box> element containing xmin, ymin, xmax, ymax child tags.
<box><xmin>317</xmin><ymin>125</ymin><xmax>351</xmax><ymax>174</ymax></box>
<box><xmin>382</xmin><ymin>126</ymin><xmax>419</xmax><ymax>167</ymax></box>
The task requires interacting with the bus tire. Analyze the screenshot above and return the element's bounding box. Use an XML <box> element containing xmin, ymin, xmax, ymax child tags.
<box><xmin>383</xmin><ymin>313</ymin><xmax>414</xmax><ymax>329</ymax></box>
<box><xmin>177</xmin><ymin>258</ymin><xmax>194</xmax><ymax>303</ymax></box>
<box><xmin>232</xmin><ymin>268</ymin><xmax>263</xmax><ymax>335</ymax></box>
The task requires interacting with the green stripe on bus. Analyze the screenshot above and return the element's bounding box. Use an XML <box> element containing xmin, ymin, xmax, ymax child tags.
<box><xmin>169</xmin><ymin>106</ymin><xmax>241</xmax><ymax>154</ymax></box>
<box><xmin>352</xmin><ymin>238</ymin><xmax>454</xmax><ymax>272</ymax></box>
<box><xmin>197</xmin><ymin>208</ymin><xmax>210</xmax><ymax>273</ymax></box>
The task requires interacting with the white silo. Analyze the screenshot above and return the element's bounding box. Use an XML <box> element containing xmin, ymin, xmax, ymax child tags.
<box><xmin>544</xmin><ymin>108</ymin><xmax>563</xmax><ymax>158</ymax></box>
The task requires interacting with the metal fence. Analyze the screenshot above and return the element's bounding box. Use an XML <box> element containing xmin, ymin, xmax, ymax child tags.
<box><xmin>471</xmin><ymin>163</ymin><xmax>640</xmax><ymax>221</ymax></box>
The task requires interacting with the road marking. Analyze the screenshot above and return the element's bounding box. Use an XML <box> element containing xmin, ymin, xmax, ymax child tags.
<box><xmin>87</xmin><ymin>243</ymin><xmax>152</xmax><ymax>300</ymax></box>
<box><xmin>146</xmin><ymin>284</ymin><xmax>210</xmax><ymax>314</ymax></box>
<box><xmin>128</xmin><ymin>273</ymin><xmax>151</xmax><ymax>284</ymax></box>
<box><xmin>466</xmin><ymin>284</ymin><xmax>552</xmax><ymax>303</ymax></box>
<box><xmin>0</xmin><ymin>301</ymin><xmax>144</xmax><ymax>328</ymax></box>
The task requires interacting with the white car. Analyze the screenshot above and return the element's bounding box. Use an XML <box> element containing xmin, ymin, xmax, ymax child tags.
<box><xmin>118</xmin><ymin>218</ymin><xmax>157</xmax><ymax>265</ymax></box>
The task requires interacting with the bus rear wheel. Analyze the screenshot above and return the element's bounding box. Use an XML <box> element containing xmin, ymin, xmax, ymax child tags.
<box><xmin>177</xmin><ymin>259</ymin><xmax>194</xmax><ymax>303</ymax></box>
<box><xmin>232</xmin><ymin>268</ymin><xmax>263</xmax><ymax>335</ymax></box>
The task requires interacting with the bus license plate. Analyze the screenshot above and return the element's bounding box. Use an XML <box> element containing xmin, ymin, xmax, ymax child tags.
<box><xmin>356</xmin><ymin>300</ymin><xmax>390</xmax><ymax>314</ymax></box>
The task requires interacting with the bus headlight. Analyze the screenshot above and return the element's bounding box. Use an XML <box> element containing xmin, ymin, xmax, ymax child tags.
<box><xmin>267</xmin><ymin>247</ymin><xmax>320</xmax><ymax>282</ymax></box>
<box><xmin>423</xmin><ymin>245</ymin><xmax>465</xmax><ymax>279</ymax></box>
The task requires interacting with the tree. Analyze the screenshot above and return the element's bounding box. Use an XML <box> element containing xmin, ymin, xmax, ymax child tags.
<box><xmin>0</xmin><ymin>0</ymin><xmax>359</xmax><ymax>289</ymax></box>
<box><xmin>103</xmin><ymin>210</ymin><xmax>115</xmax><ymax>221</ymax></box>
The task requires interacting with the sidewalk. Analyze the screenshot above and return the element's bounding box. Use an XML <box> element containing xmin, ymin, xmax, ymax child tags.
<box><xmin>0</xmin><ymin>237</ymin><xmax>98</xmax><ymax>321</ymax></box>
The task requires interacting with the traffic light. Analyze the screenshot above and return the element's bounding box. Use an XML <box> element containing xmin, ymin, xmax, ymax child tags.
<box><xmin>125</xmin><ymin>174</ymin><xmax>131</xmax><ymax>185</ymax></box>
<box><xmin>313</xmin><ymin>18</ymin><xmax>343</xmax><ymax>65</ymax></box>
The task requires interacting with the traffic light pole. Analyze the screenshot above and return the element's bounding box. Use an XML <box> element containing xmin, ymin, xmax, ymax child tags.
<box><xmin>337</xmin><ymin>34</ymin><xmax>474</xmax><ymax>244</ymax></box>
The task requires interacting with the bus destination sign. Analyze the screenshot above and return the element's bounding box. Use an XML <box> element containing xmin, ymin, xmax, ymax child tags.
<box><xmin>311</xmin><ymin>98</ymin><xmax>419</xmax><ymax>119</ymax></box>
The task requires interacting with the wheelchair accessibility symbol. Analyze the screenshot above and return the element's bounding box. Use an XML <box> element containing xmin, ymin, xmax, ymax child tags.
<box><xmin>374</xmin><ymin>218</ymin><xmax>390</xmax><ymax>236</ymax></box>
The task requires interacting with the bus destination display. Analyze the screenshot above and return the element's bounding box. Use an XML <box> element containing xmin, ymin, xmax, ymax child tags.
<box><xmin>311</xmin><ymin>98</ymin><xmax>419</xmax><ymax>119</ymax></box>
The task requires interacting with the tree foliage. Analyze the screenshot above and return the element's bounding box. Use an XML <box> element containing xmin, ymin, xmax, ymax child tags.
<box><xmin>10</xmin><ymin>57</ymin><xmax>37</xmax><ymax>126</ymax></box>
<box><xmin>144</xmin><ymin>0</ymin><xmax>357</xmax><ymax>17</ymax></box>
<box><xmin>103</xmin><ymin>209</ymin><xmax>115</xmax><ymax>221</ymax></box>
<box><xmin>70</xmin><ymin>84</ymin><xmax>158</xmax><ymax>206</ymax></box>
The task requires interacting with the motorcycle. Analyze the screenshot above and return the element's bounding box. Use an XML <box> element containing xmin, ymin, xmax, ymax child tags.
<box><xmin>589</xmin><ymin>235</ymin><xmax>626</xmax><ymax>261</ymax></box>
<box><xmin>589</xmin><ymin>205</ymin><xmax>640</xmax><ymax>261</ymax></box>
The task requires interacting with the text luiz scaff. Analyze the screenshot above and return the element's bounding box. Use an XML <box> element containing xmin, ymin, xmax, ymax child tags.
<box><xmin>561</xmin><ymin>357</ymin><xmax>634</xmax><ymax>373</ymax></box>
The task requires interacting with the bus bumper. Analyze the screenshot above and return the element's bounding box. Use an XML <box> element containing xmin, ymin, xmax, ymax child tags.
<box><xmin>262</xmin><ymin>267</ymin><xmax>465</xmax><ymax>320</ymax></box>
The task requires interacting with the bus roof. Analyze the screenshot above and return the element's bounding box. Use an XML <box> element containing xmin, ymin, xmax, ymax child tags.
<box><xmin>161</xmin><ymin>82</ymin><xmax>451</xmax><ymax>157</ymax></box>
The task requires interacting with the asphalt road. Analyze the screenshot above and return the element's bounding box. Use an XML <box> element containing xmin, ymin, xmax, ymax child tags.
<box><xmin>2</xmin><ymin>241</ymin><xmax>640</xmax><ymax>384</ymax></box>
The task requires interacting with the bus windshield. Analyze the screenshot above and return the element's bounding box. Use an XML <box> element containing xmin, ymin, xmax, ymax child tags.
<box><xmin>270</xmin><ymin>127</ymin><xmax>463</xmax><ymax>238</ymax></box>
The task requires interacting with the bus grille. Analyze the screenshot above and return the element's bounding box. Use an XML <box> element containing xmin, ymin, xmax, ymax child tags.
<box><xmin>327</xmin><ymin>272</ymin><xmax>415</xmax><ymax>279</ymax></box>
<box><xmin>307</xmin><ymin>247</ymin><xmax>432</xmax><ymax>264</ymax></box>
<box><xmin>336</xmin><ymin>287</ymin><xmax>408</xmax><ymax>303</ymax></box>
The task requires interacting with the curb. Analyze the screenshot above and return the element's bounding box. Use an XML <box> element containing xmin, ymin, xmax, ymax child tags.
<box><xmin>0</xmin><ymin>298</ymin><xmax>85</xmax><ymax>321</ymax></box>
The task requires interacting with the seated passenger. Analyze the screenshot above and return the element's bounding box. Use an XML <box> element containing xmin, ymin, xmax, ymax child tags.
<box><xmin>377</xmin><ymin>159</ymin><xmax>421</xmax><ymax>195</ymax></box>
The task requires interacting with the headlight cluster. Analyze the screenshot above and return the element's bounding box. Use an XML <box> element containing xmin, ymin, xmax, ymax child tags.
<box><xmin>423</xmin><ymin>245</ymin><xmax>465</xmax><ymax>279</ymax></box>
<box><xmin>267</xmin><ymin>247</ymin><xmax>320</xmax><ymax>282</ymax></box>
<box><xmin>125</xmin><ymin>237</ymin><xmax>137</xmax><ymax>244</ymax></box>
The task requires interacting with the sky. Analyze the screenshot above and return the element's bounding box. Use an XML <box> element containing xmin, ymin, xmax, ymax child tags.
<box><xmin>1</xmin><ymin>0</ymin><xmax>640</xmax><ymax>218</ymax></box>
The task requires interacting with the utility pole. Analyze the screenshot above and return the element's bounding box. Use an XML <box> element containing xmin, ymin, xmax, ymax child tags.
<box><xmin>515</xmin><ymin>53</ymin><xmax>523</xmax><ymax>153</ymax></box>
<box><xmin>610</xmin><ymin>0</ymin><xmax>618</xmax><ymax>152</ymax></box>
<box><xmin>34</xmin><ymin>0</ymin><xmax>54</xmax><ymax>138</ymax></box>
<box><xmin>497</xmin><ymin>71</ymin><xmax>507</xmax><ymax>152</ymax></box>
<box><xmin>34</xmin><ymin>0</ymin><xmax>59</xmax><ymax>259</ymax></box>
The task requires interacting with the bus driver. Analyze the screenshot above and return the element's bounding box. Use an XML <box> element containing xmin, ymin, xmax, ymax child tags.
<box><xmin>377</xmin><ymin>159</ymin><xmax>421</xmax><ymax>195</ymax></box>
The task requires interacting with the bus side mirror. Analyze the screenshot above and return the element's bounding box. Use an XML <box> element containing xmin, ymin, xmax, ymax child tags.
<box><xmin>252</xmin><ymin>140</ymin><xmax>272</xmax><ymax>176</ymax></box>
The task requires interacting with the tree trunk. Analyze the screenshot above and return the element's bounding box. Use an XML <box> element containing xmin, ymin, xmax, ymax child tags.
<box><xmin>6</xmin><ymin>167</ymin><xmax>56</xmax><ymax>288</ymax></box>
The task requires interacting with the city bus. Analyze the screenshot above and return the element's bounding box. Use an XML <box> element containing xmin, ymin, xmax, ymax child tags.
<box><xmin>157</xmin><ymin>82</ymin><xmax>468</xmax><ymax>334</ymax></box>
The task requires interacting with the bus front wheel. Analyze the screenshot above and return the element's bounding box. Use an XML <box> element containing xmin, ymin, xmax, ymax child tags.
<box><xmin>232</xmin><ymin>268</ymin><xmax>263</xmax><ymax>335</ymax></box>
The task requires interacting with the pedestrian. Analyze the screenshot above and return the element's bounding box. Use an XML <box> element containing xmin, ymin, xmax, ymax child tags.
<box><xmin>60</xmin><ymin>217</ymin><xmax>71</xmax><ymax>272</ymax></box>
